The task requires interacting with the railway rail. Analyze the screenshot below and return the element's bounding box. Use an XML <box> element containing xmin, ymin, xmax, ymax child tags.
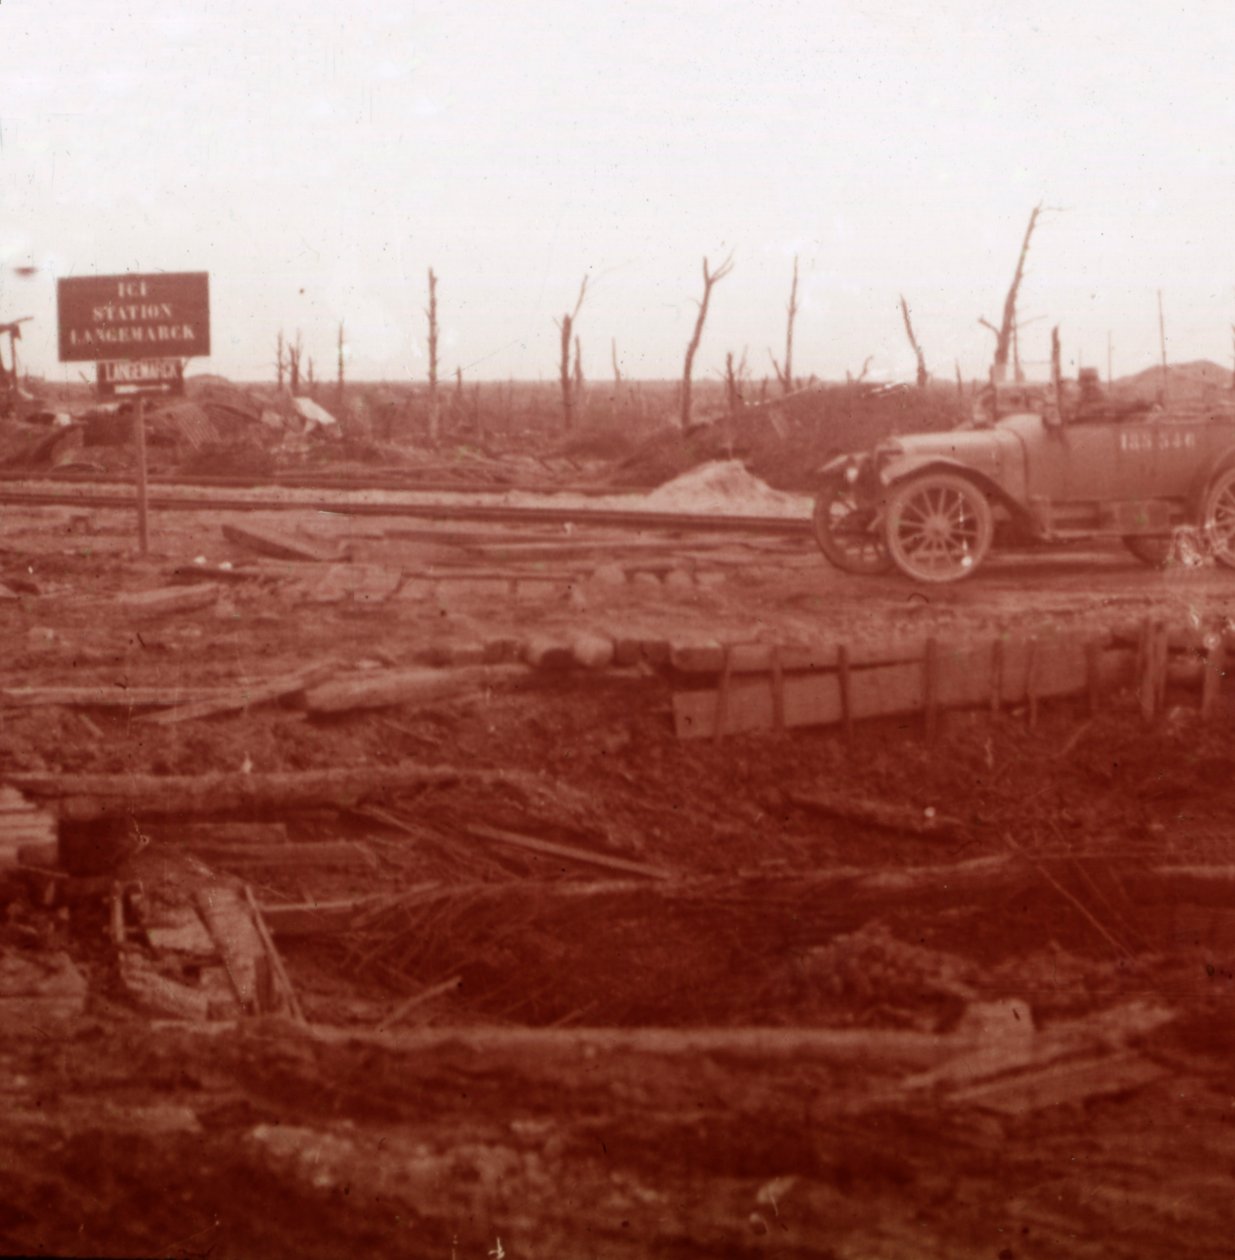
<box><xmin>0</xmin><ymin>467</ymin><xmax>649</xmax><ymax>497</ymax></box>
<box><xmin>0</xmin><ymin>486</ymin><xmax>813</xmax><ymax>536</ymax></box>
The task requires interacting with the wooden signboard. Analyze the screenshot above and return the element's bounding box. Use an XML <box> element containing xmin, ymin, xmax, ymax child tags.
<box><xmin>57</xmin><ymin>272</ymin><xmax>210</xmax><ymax>363</ymax></box>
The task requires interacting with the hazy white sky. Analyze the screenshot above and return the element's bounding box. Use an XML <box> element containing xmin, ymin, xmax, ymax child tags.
<box><xmin>3</xmin><ymin>0</ymin><xmax>1234</xmax><ymax>385</ymax></box>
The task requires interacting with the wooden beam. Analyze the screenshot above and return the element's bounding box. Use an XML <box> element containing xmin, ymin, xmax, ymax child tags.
<box><xmin>7</xmin><ymin>765</ymin><xmax>469</xmax><ymax>821</ymax></box>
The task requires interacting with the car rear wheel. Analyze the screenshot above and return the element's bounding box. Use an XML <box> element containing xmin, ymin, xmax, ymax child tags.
<box><xmin>1204</xmin><ymin>467</ymin><xmax>1235</xmax><ymax>569</ymax></box>
<box><xmin>1122</xmin><ymin>535</ymin><xmax>1174</xmax><ymax>568</ymax></box>
<box><xmin>811</xmin><ymin>476</ymin><xmax>892</xmax><ymax>575</ymax></box>
<box><xmin>884</xmin><ymin>473</ymin><xmax>994</xmax><ymax>583</ymax></box>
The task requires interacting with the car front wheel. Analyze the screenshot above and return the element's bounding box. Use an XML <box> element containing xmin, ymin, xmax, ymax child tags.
<box><xmin>811</xmin><ymin>476</ymin><xmax>892</xmax><ymax>575</ymax></box>
<box><xmin>884</xmin><ymin>472</ymin><xmax>994</xmax><ymax>583</ymax></box>
<box><xmin>1204</xmin><ymin>466</ymin><xmax>1235</xmax><ymax>569</ymax></box>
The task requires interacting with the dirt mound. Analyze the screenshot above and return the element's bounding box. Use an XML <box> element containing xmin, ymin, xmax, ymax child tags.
<box><xmin>642</xmin><ymin>459</ymin><xmax>806</xmax><ymax>516</ymax></box>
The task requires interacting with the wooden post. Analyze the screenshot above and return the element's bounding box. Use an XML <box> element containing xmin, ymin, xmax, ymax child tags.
<box><xmin>1025</xmin><ymin>637</ymin><xmax>1039</xmax><ymax>729</ymax></box>
<box><xmin>990</xmin><ymin>638</ymin><xmax>1003</xmax><ymax>715</ymax></box>
<box><xmin>923</xmin><ymin>637</ymin><xmax>939</xmax><ymax>744</ymax></box>
<box><xmin>713</xmin><ymin>644</ymin><xmax>733</xmax><ymax>742</ymax></box>
<box><xmin>1136</xmin><ymin>617</ymin><xmax>1153</xmax><ymax>722</ymax></box>
<box><xmin>134</xmin><ymin>393</ymin><xmax>149</xmax><ymax>556</ymax></box>
<box><xmin>770</xmin><ymin>645</ymin><xmax>785</xmax><ymax>732</ymax></box>
<box><xmin>1152</xmin><ymin>622</ymin><xmax>1170</xmax><ymax>716</ymax></box>
<box><xmin>1085</xmin><ymin>640</ymin><xmax>1101</xmax><ymax>716</ymax></box>
<box><xmin>837</xmin><ymin>644</ymin><xmax>853</xmax><ymax>744</ymax></box>
<box><xmin>1201</xmin><ymin>633</ymin><xmax>1226</xmax><ymax>722</ymax></box>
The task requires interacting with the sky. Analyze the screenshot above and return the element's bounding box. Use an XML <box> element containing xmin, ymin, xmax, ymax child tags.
<box><xmin>3</xmin><ymin>0</ymin><xmax>1235</xmax><ymax>387</ymax></box>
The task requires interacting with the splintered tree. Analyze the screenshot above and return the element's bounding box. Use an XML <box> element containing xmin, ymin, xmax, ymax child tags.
<box><xmin>770</xmin><ymin>255</ymin><xmax>799</xmax><ymax>394</ymax></box>
<box><xmin>899</xmin><ymin>294</ymin><xmax>928</xmax><ymax>387</ymax></box>
<box><xmin>681</xmin><ymin>251</ymin><xmax>735</xmax><ymax>428</ymax></box>
<box><xmin>979</xmin><ymin>202</ymin><xmax>1044</xmax><ymax>384</ymax></box>
<box><xmin>556</xmin><ymin>276</ymin><xmax>588</xmax><ymax>431</ymax></box>
<box><xmin>724</xmin><ymin>348</ymin><xmax>748</xmax><ymax>414</ymax></box>
<box><xmin>287</xmin><ymin>332</ymin><xmax>303</xmax><ymax>396</ymax></box>
<box><xmin>1051</xmin><ymin>324</ymin><xmax>1063</xmax><ymax>416</ymax></box>
<box><xmin>336</xmin><ymin>321</ymin><xmax>345</xmax><ymax>408</ymax></box>
<box><xmin>276</xmin><ymin>331</ymin><xmax>286</xmax><ymax>390</ymax></box>
<box><xmin>426</xmin><ymin>269</ymin><xmax>441</xmax><ymax>442</ymax></box>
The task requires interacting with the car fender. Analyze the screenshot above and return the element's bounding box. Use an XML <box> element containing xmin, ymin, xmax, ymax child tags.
<box><xmin>1187</xmin><ymin>443</ymin><xmax>1235</xmax><ymax>514</ymax></box>
<box><xmin>879</xmin><ymin>456</ymin><xmax>1034</xmax><ymax>527</ymax></box>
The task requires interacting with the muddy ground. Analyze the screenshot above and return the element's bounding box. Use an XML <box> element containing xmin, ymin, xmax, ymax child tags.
<box><xmin>1</xmin><ymin>485</ymin><xmax>1235</xmax><ymax>1259</ymax></box>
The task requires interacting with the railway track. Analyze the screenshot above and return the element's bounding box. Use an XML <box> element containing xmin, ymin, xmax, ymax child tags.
<box><xmin>0</xmin><ymin>486</ymin><xmax>813</xmax><ymax>536</ymax></box>
<box><xmin>0</xmin><ymin>467</ymin><xmax>650</xmax><ymax>497</ymax></box>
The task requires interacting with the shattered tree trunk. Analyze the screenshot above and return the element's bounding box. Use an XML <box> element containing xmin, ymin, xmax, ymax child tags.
<box><xmin>982</xmin><ymin>203</ymin><xmax>1041</xmax><ymax>384</ymax></box>
<box><xmin>336</xmin><ymin>321</ymin><xmax>345</xmax><ymax>409</ymax></box>
<box><xmin>427</xmin><ymin>269</ymin><xmax>440</xmax><ymax>443</ymax></box>
<box><xmin>900</xmin><ymin>294</ymin><xmax>929</xmax><ymax>387</ymax></box>
<box><xmin>557</xmin><ymin>277</ymin><xmax>588</xmax><ymax>432</ymax></box>
<box><xmin>288</xmin><ymin>334</ymin><xmax>302</xmax><ymax>396</ymax></box>
<box><xmin>681</xmin><ymin>252</ymin><xmax>735</xmax><ymax>429</ymax></box>
<box><xmin>771</xmin><ymin>255</ymin><xmax>799</xmax><ymax>393</ymax></box>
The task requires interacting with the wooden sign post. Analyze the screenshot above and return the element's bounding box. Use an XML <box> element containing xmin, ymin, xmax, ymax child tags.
<box><xmin>134</xmin><ymin>393</ymin><xmax>149</xmax><ymax>556</ymax></box>
<box><xmin>56</xmin><ymin>272</ymin><xmax>210</xmax><ymax>557</ymax></box>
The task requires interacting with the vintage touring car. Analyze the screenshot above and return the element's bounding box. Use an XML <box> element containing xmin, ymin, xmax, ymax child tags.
<box><xmin>813</xmin><ymin>378</ymin><xmax>1235</xmax><ymax>583</ymax></box>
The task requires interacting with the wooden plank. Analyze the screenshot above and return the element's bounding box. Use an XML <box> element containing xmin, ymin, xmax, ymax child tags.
<box><xmin>465</xmin><ymin>823</ymin><xmax>675</xmax><ymax>881</ymax></box>
<box><xmin>674</xmin><ymin>638</ymin><xmax>1136</xmax><ymax>739</ymax></box>
<box><xmin>303</xmin><ymin>664</ymin><xmax>525</xmax><ymax>714</ymax></box>
<box><xmin>221</xmin><ymin>521</ymin><xmax>345</xmax><ymax>563</ymax></box>
<box><xmin>141</xmin><ymin>664</ymin><xmax>335</xmax><ymax>725</ymax></box>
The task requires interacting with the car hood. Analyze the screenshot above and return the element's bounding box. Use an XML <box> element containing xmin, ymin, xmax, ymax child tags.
<box><xmin>880</xmin><ymin>423</ymin><xmax>1027</xmax><ymax>478</ymax></box>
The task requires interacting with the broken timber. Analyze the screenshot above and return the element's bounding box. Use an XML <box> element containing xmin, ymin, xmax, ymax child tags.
<box><xmin>464</xmin><ymin>822</ymin><xmax>675</xmax><ymax>880</ymax></box>
<box><xmin>673</xmin><ymin>635</ymin><xmax>1135</xmax><ymax>739</ymax></box>
<box><xmin>141</xmin><ymin>664</ymin><xmax>336</xmax><ymax>725</ymax></box>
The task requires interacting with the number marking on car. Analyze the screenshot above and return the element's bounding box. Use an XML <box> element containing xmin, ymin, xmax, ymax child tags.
<box><xmin>1119</xmin><ymin>429</ymin><xmax>1197</xmax><ymax>454</ymax></box>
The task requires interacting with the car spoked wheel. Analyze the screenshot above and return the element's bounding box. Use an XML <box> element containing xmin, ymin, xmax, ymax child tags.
<box><xmin>884</xmin><ymin>473</ymin><xmax>994</xmax><ymax>583</ymax></box>
<box><xmin>811</xmin><ymin>477</ymin><xmax>892</xmax><ymax>575</ymax></box>
<box><xmin>1204</xmin><ymin>467</ymin><xmax>1235</xmax><ymax>570</ymax></box>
